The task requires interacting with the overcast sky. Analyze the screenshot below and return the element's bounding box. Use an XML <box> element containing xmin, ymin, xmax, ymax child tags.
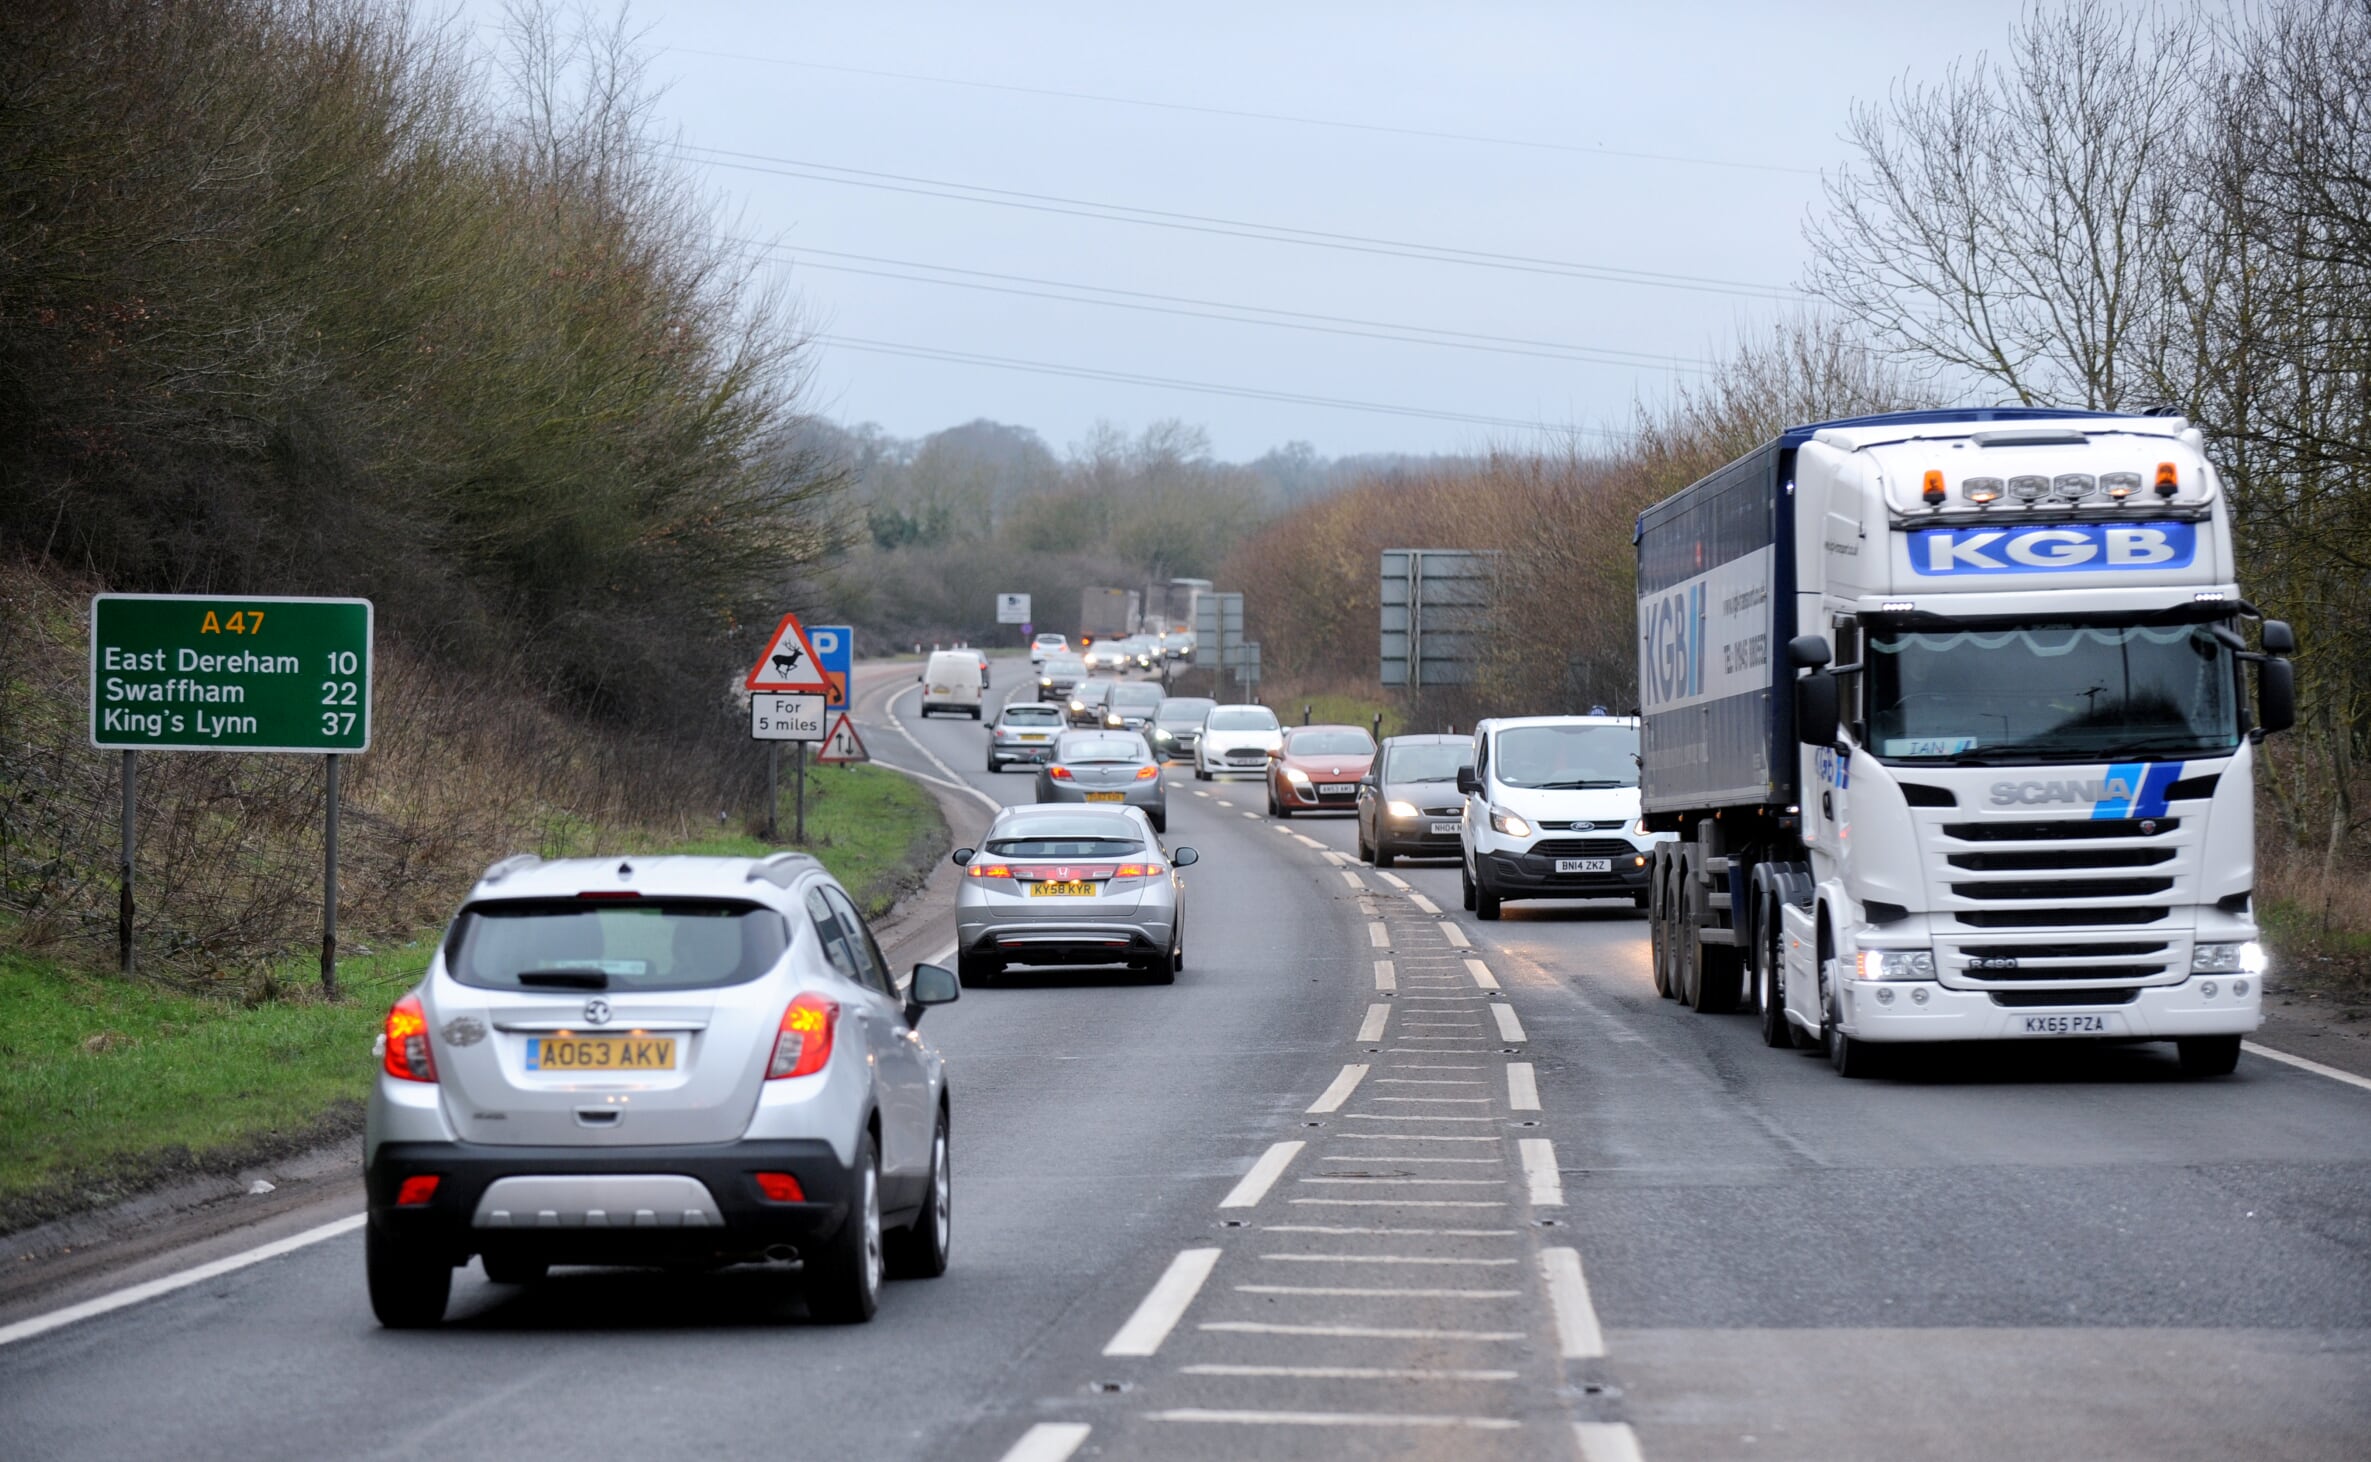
<box><xmin>468</xmin><ymin>2</ymin><xmax>2037</xmax><ymax>460</ymax></box>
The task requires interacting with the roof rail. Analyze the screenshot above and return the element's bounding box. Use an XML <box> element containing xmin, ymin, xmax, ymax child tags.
<box><xmin>747</xmin><ymin>851</ymin><xmax>823</xmax><ymax>889</ymax></box>
<box><xmin>480</xmin><ymin>853</ymin><xmax>541</xmax><ymax>884</ymax></box>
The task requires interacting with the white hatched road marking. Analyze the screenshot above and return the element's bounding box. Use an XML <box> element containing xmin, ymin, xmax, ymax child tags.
<box><xmin>1340</xmin><ymin>870</ymin><xmax>1365</xmax><ymax>889</ymax></box>
<box><xmin>1543</xmin><ymin>1248</ymin><xmax>1608</xmax><ymax>1358</ymax></box>
<box><xmin>1464</xmin><ymin>957</ymin><xmax>1501</xmax><ymax>989</ymax></box>
<box><xmin>1261</xmin><ymin>1253</ymin><xmax>1519</xmax><ymax>1265</ymax></box>
<box><xmin>1263</xmin><ymin>1224</ymin><xmax>1517</xmax><ymax>1236</ymax></box>
<box><xmin>1292</xmin><ymin>1199</ymin><xmax>1509</xmax><ymax>1208</ymax></box>
<box><xmin>998</xmin><ymin>1422</ymin><xmax>1093</xmax><ymax>1462</ymax></box>
<box><xmin>1321</xmin><ymin>1154</ymin><xmax>1499</xmax><ymax>1163</ymax></box>
<box><xmin>1374</xmin><ymin>871</ymin><xmax>1410</xmax><ymax>890</ymax></box>
<box><xmin>1235</xmin><ymin>1283</ymin><xmax>1522</xmax><ymax>1298</ymax></box>
<box><xmin>1203</xmin><ymin>1320</ymin><xmax>1523</xmax><ymax>1341</ymax></box>
<box><xmin>1307</xmin><ymin>1066</ymin><xmax>1370</xmax><ymax>1115</ymax></box>
<box><xmin>1521</xmin><ymin>1137</ymin><xmax>1565</xmax><ymax>1206</ymax></box>
<box><xmin>1221</xmin><ymin>1141</ymin><xmax>1307</xmax><ymax>1206</ymax></box>
<box><xmin>1410</xmin><ymin>893</ymin><xmax>1442</xmax><ymax>914</ymax></box>
<box><xmin>1492</xmin><ymin>1004</ymin><xmax>1528</xmax><ymax>1041</ymax></box>
<box><xmin>1370</xmin><ymin>1096</ymin><xmax>1490</xmax><ymax>1104</ymax></box>
<box><xmin>1442</xmin><ymin>923</ymin><xmax>1472</xmax><ymax>947</ymax></box>
<box><xmin>1104</xmin><ymin>1248</ymin><xmax>1222</xmax><ymax>1356</ymax></box>
<box><xmin>1373</xmin><ymin>958</ymin><xmax>1396</xmax><ymax>990</ymax></box>
<box><xmin>1301</xmin><ymin>1177</ymin><xmax>1501</xmax><ymax>1185</ymax></box>
<box><xmin>1508</xmin><ymin>1062</ymin><xmax>1541</xmax><ymax>1110</ymax></box>
<box><xmin>1357</xmin><ymin>1004</ymin><xmax>1391</xmax><ymax>1041</ymax></box>
<box><xmin>2244</xmin><ymin>1041</ymin><xmax>2371</xmax><ymax>1093</ymax></box>
<box><xmin>1575</xmin><ymin>1422</ymin><xmax>1647</xmax><ymax>1462</ymax></box>
<box><xmin>1330</xmin><ymin>1132</ymin><xmax>1494</xmax><ymax>1141</ymax></box>
<box><xmin>1183</xmin><ymin>1363</ymin><xmax>1518</xmax><ymax>1381</ymax></box>
<box><xmin>1339</xmin><ymin>1113</ymin><xmax>1496</xmax><ymax>1122</ymax></box>
<box><xmin>1148</xmin><ymin>1407</ymin><xmax>1519</xmax><ymax>1431</ymax></box>
<box><xmin>1296</xmin><ymin>834</ymin><xmax>1328</xmax><ymax>848</ymax></box>
<box><xmin>1374</xmin><ymin>1077</ymin><xmax>1484</xmax><ymax>1085</ymax></box>
<box><xmin>0</xmin><ymin>1213</ymin><xmax>365</xmax><ymax>1349</ymax></box>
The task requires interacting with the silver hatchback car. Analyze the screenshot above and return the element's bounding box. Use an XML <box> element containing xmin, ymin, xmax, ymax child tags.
<box><xmin>1036</xmin><ymin>728</ymin><xmax>1168</xmax><ymax>831</ymax></box>
<box><xmin>363</xmin><ymin>852</ymin><xmax>957</xmax><ymax>1328</ymax></box>
<box><xmin>950</xmin><ymin>806</ymin><xmax>1199</xmax><ymax>986</ymax></box>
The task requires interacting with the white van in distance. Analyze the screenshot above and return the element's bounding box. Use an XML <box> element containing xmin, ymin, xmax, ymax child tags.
<box><xmin>919</xmin><ymin>650</ymin><xmax>984</xmax><ymax>719</ymax></box>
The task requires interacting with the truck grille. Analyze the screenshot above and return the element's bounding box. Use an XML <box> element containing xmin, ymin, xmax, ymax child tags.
<box><xmin>1531</xmin><ymin>837</ymin><xmax>1634</xmax><ymax>857</ymax></box>
<box><xmin>1950</xmin><ymin>877</ymin><xmax>2174</xmax><ymax>901</ymax></box>
<box><xmin>1990</xmin><ymin>988</ymin><xmax>2142</xmax><ymax>1007</ymax></box>
<box><xmin>1942</xmin><ymin>817</ymin><xmax>2180</xmax><ymax>842</ymax></box>
<box><xmin>1954</xmin><ymin>906</ymin><xmax>2168</xmax><ymax>927</ymax></box>
<box><xmin>1960</xmin><ymin>942</ymin><xmax>2167</xmax><ymax>959</ymax></box>
<box><xmin>1962</xmin><ymin>963</ymin><xmax>2166</xmax><ymax>982</ymax></box>
<box><xmin>1945</xmin><ymin>937</ymin><xmax>2176</xmax><ymax>986</ymax></box>
<box><xmin>1948</xmin><ymin>848</ymin><xmax>2176</xmax><ymax>871</ymax></box>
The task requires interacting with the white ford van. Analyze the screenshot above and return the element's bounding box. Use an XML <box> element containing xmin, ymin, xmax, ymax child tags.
<box><xmin>1457</xmin><ymin>715</ymin><xmax>1669</xmax><ymax>919</ymax></box>
<box><xmin>919</xmin><ymin>650</ymin><xmax>985</xmax><ymax>719</ymax></box>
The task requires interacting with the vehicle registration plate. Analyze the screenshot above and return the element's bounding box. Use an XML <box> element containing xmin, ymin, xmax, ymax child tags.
<box><xmin>2019</xmin><ymin>1013</ymin><xmax>2115</xmax><ymax>1036</ymax></box>
<box><xmin>1320</xmin><ymin>783</ymin><xmax>1357</xmax><ymax>795</ymax></box>
<box><xmin>1555</xmin><ymin>858</ymin><xmax>1612</xmax><ymax>874</ymax></box>
<box><xmin>525</xmin><ymin>1036</ymin><xmax>676</xmax><ymax>1071</ymax></box>
<box><xmin>1431</xmin><ymin>821</ymin><xmax>1460</xmax><ymax>835</ymax></box>
<box><xmin>1020</xmin><ymin>733</ymin><xmax>1047</xmax><ymax>741</ymax></box>
<box><xmin>1085</xmin><ymin>791</ymin><xmax>1126</xmax><ymax>802</ymax></box>
<box><xmin>1031</xmin><ymin>881</ymin><xmax>1094</xmax><ymax>897</ymax></box>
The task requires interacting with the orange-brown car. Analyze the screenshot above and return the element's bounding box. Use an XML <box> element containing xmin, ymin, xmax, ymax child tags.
<box><xmin>1266</xmin><ymin>724</ymin><xmax>1378</xmax><ymax>817</ymax></box>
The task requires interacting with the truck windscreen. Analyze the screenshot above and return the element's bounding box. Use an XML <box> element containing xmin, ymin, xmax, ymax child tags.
<box><xmin>1867</xmin><ymin>622</ymin><xmax>2239</xmax><ymax>762</ymax></box>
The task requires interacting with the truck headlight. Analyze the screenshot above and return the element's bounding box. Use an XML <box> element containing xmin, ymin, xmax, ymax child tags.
<box><xmin>1855</xmin><ymin>949</ymin><xmax>1936</xmax><ymax>981</ymax></box>
<box><xmin>1488</xmin><ymin>806</ymin><xmax>1532</xmax><ymax>838</ymax></box>
<box><xmin>1387</xmin><ymin>799</ymin><xmax>1420</xmax><ymax>819</ymax></box>
<box><xmin>2192</xmin><ymin>941</ymin><xmax>2265</xmax><ymax>974</ymax></box>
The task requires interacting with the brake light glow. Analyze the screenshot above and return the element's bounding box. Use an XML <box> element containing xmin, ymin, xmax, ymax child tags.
<box><xmin>395</xmin><ymin>1175</ymin><xmax>441</xmax><ymax>1206</ymax></box>
<box><xmin>1048</xmin><ymin>765</ymin><xmax>1073</xmax><ymax>780</ymax></box>
<box><xmin>1134</xmin><ymin>765</ymin><xmax>1160</xmax><ymax>780</ymax></box>
<box><xmin>754</xmin><ymin>1172</ymin><xmax>806</xmax><ymax>1202</ymax></box>
<box><xmin>767</xmin><ymin>993</ymin><xmax>839</xmax><ymax>1079</ymax></box>
<box><xmin>383</xmin><ymin>993</ymin><xmax>437</xmax><ymax>1083</ymax></box>
<box><xmin>966</xmin><ymin>862</ymin><xmax>1015</xmax><ymax>880</ymax></box>
<box><xmin>1110</xmin><ymin>862</ymin><xmax>1166</xmax><ymax>880</ymax></box>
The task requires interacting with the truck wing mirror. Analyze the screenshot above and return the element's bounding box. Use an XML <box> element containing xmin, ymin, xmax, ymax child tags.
<box><xmin>1788</xmin><ymin>635</ymin><xmax>1833</xmax><ymax>670</ymax></box>
<box><xmin>2261</xmin><ymin>619</ymin><xmax>2296</xmax><ymax>656</ymax></box>
<box><xmin>1794</xmin><ymin>670</ymin><xmax>1841</xmax><ymax>747</ymax></box>
<box><xmin>2258</xmin><ymin>656</ymin><xmax>2296</xmax><ymax>736</ymax></box>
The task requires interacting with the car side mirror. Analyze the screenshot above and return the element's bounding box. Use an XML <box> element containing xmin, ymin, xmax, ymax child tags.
<box><xmin>2261</xmin><ymin>619</ymin><xmax>2296</xmax><ymax>656</ymax></box>
<box><xmin>1172</xmin><ymin>846</ymin><xmax>1200</xmax><ymax>868</ymax></box>
<box><xmin>1455</xmin><ymin>766</ymin><xmax>1480</xmax><ymax>795</ymax></box>
<box><xmin>950</xmin><ymin>847</ymin><xmax>974</xmax><ymax>866</ymax></box>
<box><xmin>2258</xmin><ymin>654</ymin><xmax>2296</xmax><ymax>735</ymax></box>
<box><xmin>905</xmin><ymin>962</ymin><xmax>960</xmax><ymax>1023</ymax></box>
<box><xmin>1795</xmin><ymin>670</ymin><xmax>1840</xmax><ymax>746</ymax></box>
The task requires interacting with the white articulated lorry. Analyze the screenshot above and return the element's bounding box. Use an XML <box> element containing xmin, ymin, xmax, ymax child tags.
<box><xmin>1636</xmin><ymin>409</ymin><xmax>2296</xmax><ymax>1077</ymax></box>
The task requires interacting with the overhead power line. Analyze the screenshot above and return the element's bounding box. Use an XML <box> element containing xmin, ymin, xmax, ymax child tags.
<box><xmin>680</xmin><ymin>145</ymin><xmax>1803</xmax><ymax>302</ymax></box>
<box><xmin>729</xmin><ymin>238</ymin><xmax>1711</xmax><ymax>372</ymax></box>
<box><xmin>811</xmin><ymin>333</ymin><xmax>1633</xmax><ymax>440</ymax></box>
<box><xmin>658</xmin><ymin>44</ymin><xmax>1820</xmax><ymax>178</ymax></box>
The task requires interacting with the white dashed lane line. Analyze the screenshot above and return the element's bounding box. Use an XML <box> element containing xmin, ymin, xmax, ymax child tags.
<box><xmin>1220</xmin><ymin>1141</ymin><xmax>1307</xmax><ymax>1208</ymax></box>
<box><xmin>1441</xmin><ymin>924</ymin><xmax>1471</xmax><ymax>948</ymax></box>
<box><xmin>1104</xmin><ymin>1248</ymin><xmax>1222</xmax><ymax>1357</ymax></box>
<box><xmin>1520</xmin><ymin>1138</ymin><xmax>1565</xmax><ymax>1206</ymax></box>
<box><xmin>1541</xmin><ymin>1248</ymin><xmax>1607</xmax><ymax>1358</ymax></box>
<box><xmin>1410</xmin><ymin>893</ymin><xmax>1442</xmax><ymax>914</ymax></box>
<box><xmin>1374</xmin><ymin>871</ymin><xmax>1410</xmax><ymax>891</ymax></box>
<box><xmin>997</xmin><ymin>1422</ymin><xmax>1093</xmax><ymax>1462</ymax></box>
<box><xmin>1307</xmin><ymin>1066</ymin><xmax>1371</xmax><ymax>1115</ymax></box>
<box><xmin>1463</xmin><ymin>958</ymin><xmax>1500</xmax><ymax>989</ymax></box>
<box><xmin>1508</xmin><ymin>1062</ymin><xmax>1541</xmax><ymax>1111</ymax></box>
<box><xmin>1491</xmin><ymin>1004</ymin><xmax>1528</xmax><ymax>1041</ymax></box>
<box><xmin>1373</xmin><ymin>958</ymin><xmax>1396</xmax><ymax>991</ymax></box>
<box><xmin>1356</xmin><ymin>1004</ymin><xmax>1392</xmax><ymax>1042</ymax></box>
<box><xmin>1575</xmin><ymin>1422</ymin><xmax>1648</xmax><ymax>1462</ymax></box>
<box><xmin>1368</xmin><ymin>922</ymin><xmax>1391</xmax><ymax>948</ymax></box>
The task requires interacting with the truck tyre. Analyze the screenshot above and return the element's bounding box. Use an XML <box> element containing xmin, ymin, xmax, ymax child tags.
<box><xmin>1822</xmin><ymin>960</ymin><xmax>1876</xmax><ymax>1078</ymax></box>
<box><xmin>1647</xmin><ymin>854</ymin><xmax>1672</xmax><ymax>998</ymax></box>
<box><xmin>2176</xmin><ymin>1034</ymin><xmax>2241</xmax><ymax>1077</ymax></box>
<box><xmin>1756</xmin><ymin>900</ymin><xmax>1792</xmax><ymax>1048</ymax></box>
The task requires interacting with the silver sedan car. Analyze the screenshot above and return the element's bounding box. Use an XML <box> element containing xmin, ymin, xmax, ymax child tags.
<box><xmin>1035</xmin><ymin>728</ymin><xmax>1168</xmax><ymax>831</ymax></box>
<box><xmin>363</xmin><ymin>852</ymin><xmax>957</xmax><ymax>1328</ymax></box>
<box><xmin>951</xmin><ymin>805</ymin><xmax>1199</xmax><ymax>986</ymax></box>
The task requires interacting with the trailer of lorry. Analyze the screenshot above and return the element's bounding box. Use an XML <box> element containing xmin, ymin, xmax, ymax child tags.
<box><xmin>1635</xmin><ymin>408</ymin><xmax>2295</xmax><ymax>1077</ymax></box>
<box><xmin>1078</xmin><ymin>586</ymin><xmax>1136</xmax><ymax>646</ymax></box>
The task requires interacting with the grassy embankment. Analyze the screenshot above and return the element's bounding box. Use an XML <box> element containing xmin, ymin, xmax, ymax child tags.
<box><xmin>0</xmin><ymin>764</ymin><xmax>942</xmax><ymax>1231</ymax></box>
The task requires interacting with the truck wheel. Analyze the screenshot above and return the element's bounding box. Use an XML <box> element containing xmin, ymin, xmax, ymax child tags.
<box><xmin>1685</xmin><ymin>865</ymin><xmax>1738</xmax><ymax>1014</ymax></box>
<box><xmin>1756</xmin><ymin>903</ymin><xmax>1792</xmax><ymax>1048</ymax></box>
<box><xmin>1647</xmin><ymin>855</ymin><xmax>1672</xmax><ymax>998</ymax></box>
<box><xmin>2176</xmin><ymin>1035</ymin><xmax>2241</xmax><ymax>1077</ymax></box>
<box><xmin>1822</xmin><ymin>963</ymin><xmax>1875</xmax><ymax>1078</ymax></box>
<box><xmin>366</xmin><ymin>1222</ymin><xmax>453</xmax><ymax>1329</ymax></box>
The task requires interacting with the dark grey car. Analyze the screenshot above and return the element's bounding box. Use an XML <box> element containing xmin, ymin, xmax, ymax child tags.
<box><xmin>1102</xmin><ymin>681</ymin><xmax>1166</xmax><ymax>733</ymax></box>
<box><xmin>1356</xmin><ymin>734</ymin><xmax>1474</xmax><ymax>866</ymax></box>
<box><xmin>1147</xmin><ymin>696</ymin><xmax>1216</xmax><ymax>761</ymax></box>
<box><xmin>1035</xmin><ymin>729</ymin><xmax>1167</xmax><ymax>832</ymax></box>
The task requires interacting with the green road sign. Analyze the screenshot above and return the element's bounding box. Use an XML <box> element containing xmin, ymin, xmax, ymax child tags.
<box><xmin>90</xmin><ymin>594</ymin><xmax>373</xmax><ymax>753</ymax></box>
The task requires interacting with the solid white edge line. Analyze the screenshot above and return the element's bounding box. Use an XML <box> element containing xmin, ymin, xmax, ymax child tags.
<box><xmin>1574</xmin><ymin>1421</ymin><xmax>1645</xmax><ymax>1462</ymax></box>
<box><xmin>1357</xmin><ymin>1004</ymin><xmax>1392</xmax><ymax>1042</ymax></box>
<box><xmin>0</xmin><ymin>1212</ymin><xmax>366</xmax><ymax>1349</ymax></box>
<box><xmin>1103</xmin><ymin>1247</ymin><xmax>1222</xmax><ymax>1356</ymax></box>
<box><xmin>2242</xmin><ymin>1041</ymin><xmax>2371</xmax><ymax>1094</ymax></box>
<box><xmin>1307</xmin><ymin>1066</ymin><xmax>1371</xmax><ymax>1116</ymax></box>
<box><xmin>1507</xmin><ymin>1062</ymin><xmax>1540</xmax><ymax>1111</ymax></box>
<box><xmin>1465</xmin><ymin>958</ymin><xmax>1501</xmax><ymax>989</ymax></box>
<box><xmin>999</xmin><ymin>1422</ymin><xmax>1093</xmax><ymax>1462</ymax></box>
<box><xmin>1541</xmin><ymin>1247</ymin><xmax>1606</xmax><ymax>1359</ymax></box>
<box><xmin>1520</xmin><ymin>1137</ymin><xmax>1564</xmax><ymax>1206</ymax></box>
<box><xmin>1220</xmin><ymin>1140</ymin><xmax>1308</xmax><ymax>1206</ymax></box>
<box><xmin>1374</xmin><ymin>959</ymin><xmax>1396</xmax><ymax>991</ymax></box>
<box><xmin>1491</xmin><ymin>1003</ymin><xmax>1527</xmax><ymax>1041</ymax></box>
<box><xmin>882</xmin><ymin>682</ymin><xmax>1004</xmax><ymax>814</ymax></box>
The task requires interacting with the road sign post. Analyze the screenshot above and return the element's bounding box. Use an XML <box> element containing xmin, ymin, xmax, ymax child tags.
<box><xmin>745</xmin><ymin>612</ymin><xmax>835</xmax><ymax>844</ymax></box>
<box><xmin>90</xmin><ymin>594</ymin><xmax>373</xmax><ymax>990</ymax></box>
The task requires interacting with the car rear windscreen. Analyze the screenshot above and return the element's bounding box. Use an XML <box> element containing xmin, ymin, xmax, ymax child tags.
<box><xmin>444</xmin><ymin>899</ymin><xmax>788</xmax><ymax>991</ymax></box>
<box><xmin>985</xmin><ymin>814</ymin><xmax>1143</xmax><ymax>857</ymax></box>
<box><xmin>1003</xmin><ymin>705</ymin><xmax>1063</xmax><ymax>724</ymax></box>
<box><xmin>1061</xmin><ymin>735</ymin><xmax>1149</xmax><ymax>762</ymax></box>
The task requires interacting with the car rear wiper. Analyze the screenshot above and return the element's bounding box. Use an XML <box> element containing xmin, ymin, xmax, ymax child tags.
<box><xmin>517</xmin><ymin>968</ymin><xmax>609</xmax><ymax>989</ymax></box>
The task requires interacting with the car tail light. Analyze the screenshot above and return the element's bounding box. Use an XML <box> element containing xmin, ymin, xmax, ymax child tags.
<box><xmin>965</xmin><ymin>862</ymin><xmax>1015</xmax><ymax>880</ymax></box>
<box><xmin>754</xmin><ymin>1172</ymin><xmax>806</xmax><ymax>1202</ymax></box>
<box><xmin>1110</xmin><ymin>862</ymin><xmax>1167</xmax><ymax>880</ymax></box>
<box><xmin>383</xmin><ymin>993</ymin><xmax>437</xmax><ymax>1083</ymax></box>
<box><xmin>1134</xmin><ymin>764</ymin><xmax>1160</xmax><ymax>780</ymax></box>
<box><xmin>395</xmin><ymin>1174</ymin><xmax>441</xmax><ymax>1206</ymax></box>
<box><xmin>768</xmin><ymin>993</ymin><xmax>839</xmax><ymax>1079</ymax></box>
<box><xmin>1048</xmin><ymin>765</ymin><xmax>1073</xmax><ymax>780</ymax></box>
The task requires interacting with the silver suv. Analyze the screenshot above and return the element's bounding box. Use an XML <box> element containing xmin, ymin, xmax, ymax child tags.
<box><xmin>364</xmin><ymin>852</ymin><xmax>957</xmax><ymax>1328</ymax></box>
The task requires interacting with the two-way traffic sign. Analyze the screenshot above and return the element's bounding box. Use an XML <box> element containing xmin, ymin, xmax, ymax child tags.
<box><xmin>745</xmin><ymin>612</ymin><xmax>832</xmax><ymax>694</ymax></box>
<box><xmin>816</xmin><ymin>712</ymin><xmax>869</xmax><ymax>764</ymax></box>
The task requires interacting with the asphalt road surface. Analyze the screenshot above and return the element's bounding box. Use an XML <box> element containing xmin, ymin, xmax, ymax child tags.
<box><xmin>3</xmin><ymin>655</ymin><xmax>2367</xmax><ymax>1461</ymax></box>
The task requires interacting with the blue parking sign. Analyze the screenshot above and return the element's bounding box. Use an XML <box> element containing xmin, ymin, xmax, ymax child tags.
<box><xmin>809</xmin><ymin>624</ymin><xmax>853</xmax><ymax>711</ymax></box>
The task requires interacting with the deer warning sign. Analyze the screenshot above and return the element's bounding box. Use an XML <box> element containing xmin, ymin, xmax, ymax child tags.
<box><xmin>744</xmin><ymin>612</ymin><xmax>833</xmax><ymax>694</ymax></box>
<box><xmin>815</xmin><ymin>712</ymin><xmax>869</xmax><ymax>764</ymax></box>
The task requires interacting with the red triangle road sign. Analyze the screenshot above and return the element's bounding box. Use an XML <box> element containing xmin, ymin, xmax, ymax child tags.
<box><xmin>745</xmin><ymin>612</ymin><xmax>833</xmax><ymax>693</ymax></box>
<box><xmin>815</xmin><ymin>712</ymin><xmax>869</xmax><ymax>764</ymax></box>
